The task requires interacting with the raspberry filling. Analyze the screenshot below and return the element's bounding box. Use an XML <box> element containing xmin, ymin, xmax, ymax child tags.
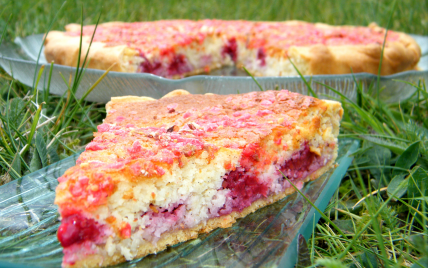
<box><xmin>219</xmin><ymin>143</ymin><xmax>323</xmax><ymax>214</ymax></box>
<box><xmin>222</xmin><ymin>37</ymin><xmax>238</xmax><ymax>62</ymax></box>
<box><xmin>257</xmin><ymin>48</ymin><xmax>267</xmax><ymax>66</ymax></box>
<box><xmin>279</xmin><ymin>143</ymin><xmax>325</xmax><ymax>180</ymax></box>
<box><xmin>59</xmin><ymin>141</ymin><xmax>329</xmax><ymax>262</ymax></box>
<box><xmin>139</xmin><ymin>54</ymin><xmax>192</xmax><ymax>77</ymax></box>
<box><xmin>57</xmin><ymin>214</ymin><xmax>101</xmax><ymax>247</ymax></box>
<box><xmin>140</xmin><ymin>60</ymin><xmax>162</xmax><ymax>75</ymax></box>
<box><xmin>167</xmin><ymin>54</ymin><xmax>192</xmax><ymax>76</ymax></box>
<box><xmin>220</xmin><ymin>169</ymin><xmax>269</xmax><ymax>213</ymax></box>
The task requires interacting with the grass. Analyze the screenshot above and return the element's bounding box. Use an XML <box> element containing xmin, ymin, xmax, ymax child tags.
<box><xmin>0</xmin><ymin>0</ymin><xmax>427</xmax><ymax>267</ymax></box>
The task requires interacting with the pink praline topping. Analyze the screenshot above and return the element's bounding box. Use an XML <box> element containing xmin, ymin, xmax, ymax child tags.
<box><xmin>116</xmin><ymin>116</ymin><xmax>125</xmax><ymax>122</ymax></box>
<box><xmin>97</xmin><ymin>124</ymin><xmax>110</xmax><ymax>132</ymax></box>
<box><xmin>260</xmin><ymin>100</ymin><xmax>273</xmax><ymax>107</ymax></box>
<box><xmin>86</xmin><ymin>142</ymin><xmax>105</xmax><ymax>151</ymax></box>
<box><xmin>257</xmin><ymin>110</ymin><xmax>273</xmax><ymax>116</ymax></box>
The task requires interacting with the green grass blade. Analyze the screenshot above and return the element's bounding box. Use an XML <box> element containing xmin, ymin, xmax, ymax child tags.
<box><xmin>20</xmin><ymin>102</ymin><xmax>44</xmax><ymax>157</ymax></box>
<box><xmin>280</xmin><ymin>172</ymin><xmax>351</xmax><ymax>241</ymax></box>
<box><xmin>0</xmin><ymin>14</ymin><xmax>12</xmax><ymax>45</ymax></box>
<box><xmin>243</xmin><ymin>66</ymin><xmax>264</xmax><ymax>91</ymax></box>
<box><xmin>31</xmin><ymin>1</ymin><xmax>66</xmax><ymax>90</ymax></box>
<box><xmin>288</xmin><ymin>59</ymin><xmax>317</xmax><ymax>98</ymax></box>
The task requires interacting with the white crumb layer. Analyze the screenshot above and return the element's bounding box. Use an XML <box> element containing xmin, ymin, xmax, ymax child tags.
<box><xmin>176</xmin><ymin>36</ymin><xmax>232</xmax><ymax>69</ymax></box>
<box><xmin>102</xmin><ymin>148</ymin><xmax>240</xmax><ymax>259</ymax></box>
<box><xmin>126</xmin><ymin>36</ymin><xmax>246</xmax><ymax>76</ymax></box>
<box><xmin>104</xmin><ymin>148</ymin><xmax>240</xmax><ymax>218</ymax></box>
<box><xmin>240</xmin><ymin>48</ymin><xmax>310</xmax><ymax>76</ymax></box>
<box><xmin>256</xmin><ymin>106</ymin><xmax>339</xmax><ymax>189</ymax></box>
<box><xmin>122</xmin><ymin>50</ymin><xmax>143</xmax><ymax>72</ymax></box>
<box><xmin>104</xmin><ymin>144</ymin><xmax>318</xmax><ymax>261</ymax></box>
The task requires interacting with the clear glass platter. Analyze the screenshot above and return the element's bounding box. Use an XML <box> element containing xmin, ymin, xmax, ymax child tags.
<box><xmin>0</xmin><ymin>34</ymin><xmax>427</xmax><ymax>103</ymax></box>
<box><xmin>0</xmin><ymin>139</ymin><xmax>359</xmax><ymax>268</ymax></box>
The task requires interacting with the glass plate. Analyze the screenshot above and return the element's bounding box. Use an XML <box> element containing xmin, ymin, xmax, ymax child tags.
<box><xmin>0</xmin><ymin>34</ymin><xmax>427</xmax><ymax>103</ymax></box>
<box><xmin>0</xmin><ymin>139</ymin><xmax>359</xmax><ymax>268</ymax></box>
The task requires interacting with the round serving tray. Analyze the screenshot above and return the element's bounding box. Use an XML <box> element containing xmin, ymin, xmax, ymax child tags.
<box><xmin>0</xmin><ymin>34</ymin><xmax>427</xmax><ymax>103</ymax></box>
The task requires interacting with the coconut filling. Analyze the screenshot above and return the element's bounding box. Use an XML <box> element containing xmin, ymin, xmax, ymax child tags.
<box><xmin>60</xmin><ymin>138</ymin><xmax>336</xmax><ymax>264</ymax></box>
<box><xmin>240</xmin><ymin>47</ymin><xmax>311</xmax><ymax>77</ymax></box>
<box><xmin>132</xmin><ymin>36</ymin><xmax>245</xmax><ymax>78</ymax></box>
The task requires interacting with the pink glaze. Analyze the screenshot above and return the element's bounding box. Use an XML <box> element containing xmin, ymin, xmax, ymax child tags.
<box><xmin>85</xmin><ymin>142</ymin><xmax>105</xmax><ymax>151</ymax></box>
<box><xmin>167</xmin><ymin>103</ymin><xmax>178</xmax><ymax>110</ymax></box>
<box><xmin>249</xmin><ymin>22</ymin><xmax>399</xmax><ymax>53</ymax></box>
<box><xmin>97</xmin><ymin>124</ymin><xmax>110</xmax><ymax>132</ymax></box>
<box><xmin>128</xmin><ymin>141</ymin><xmax>142</xmax><ymax>154</ymax></box>
<box><xmin>120</xmin><ymin>223</ymin><xmax>132</xmax><ymax>239</ymax></box>
<box><xmin>183</xmin><ymin>111</ymin><xmax>193</xmax><ymax>119</ymax></box>
<box><xmin>130</xmin><ymin>162</ymin><xmax>143</xmax><ymax>176</ymax></box>
<box><xmin>257</xmin><ymin>110</ymin><xmax>273</xmax><ymax>116</ymax></box>
<box><xmin>116</xmin><ymin>116</ymin><xmax>125</xmax><ymax>122</ymax></box>
<box><xmin>106</xmin><ymin>162</ymin><xmax>126</xmax><ymax>170</ymax></box>
<box><xmin>78</xmin><ymin>90</ymin><xmax>315</xmax><ymax>171</ymax></box>
<box><xmin>63</xmin><ymin>172</ymin><xmax>115</xmax><ymax>209</ymax></box>
<box><xmin>260</xmin><ymin>99</ymin><xmax>274</xmax><ymax>107</ymax></box>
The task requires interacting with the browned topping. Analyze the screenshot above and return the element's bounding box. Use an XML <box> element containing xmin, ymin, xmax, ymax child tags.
<box><xmin>167</xmin><ymin>125</ymin><xmax>178</xmax><ymax>132</ymax></box>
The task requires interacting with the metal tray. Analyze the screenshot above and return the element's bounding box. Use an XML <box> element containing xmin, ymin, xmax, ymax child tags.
<box><xmin>0</xmin><ymin>139</ymin><xmax>359</xmax><ymax>268</ymax></box>
<box><xmin>0</xmin><ymin>33</ymin><xmax>427</xmax><ymax>103</ymax></box>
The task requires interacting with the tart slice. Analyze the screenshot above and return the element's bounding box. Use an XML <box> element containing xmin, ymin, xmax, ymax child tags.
<box><xmin>55</xmin><ymin>89</ymin><xmax>343</xmax><ymax>267</ymax></box>
<box><xmin>44</xmin><ymin>20</ymin><xmax>252</xmax><ymax>78</ymax></box>
<box><xmin>44</xmin><ymin>20</ymin><xmax>421</xmax><ymax>78</ymax></box>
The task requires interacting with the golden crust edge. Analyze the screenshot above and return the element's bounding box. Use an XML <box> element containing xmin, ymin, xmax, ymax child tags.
<box><xmin>44</xmin><ymin>31</ymin><xmax>137</xmax><ymax>73</ymax></box>
<box><xmin>160</xmin><ymin>89</ymin><xmax>191</xmax><ymax>99</ymax></box>
<box><xmin>65</xmin><ymin>22</ymin><xmax>126</xmax><ymax>32</ymax></box>
<box><xmin>105</xmin><ymin>89</ymin><xmax>191</xmax><ymax>113</ymax></box>
<box><xmin>64</xmin><ymin>156</ymin><xmax>337</xmax><ymax>268</ymax></box>
<box><xmin>286</xmin><ymin>23</ymin><xmax>421</xmax><ymax>76</ymax></box>
<box><xmin>105</xmin><ymin>96</ymin><xmax>156</xmax><ymax>113</ymax></box>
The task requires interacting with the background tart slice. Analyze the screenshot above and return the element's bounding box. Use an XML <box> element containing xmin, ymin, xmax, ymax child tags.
<box><xmin>55</xmin><ymin>89</ymin><xmax>343</xmax><ymax>267</ymax></box>
<box><xmin>45</xmin><ymin>20</ymin><xmax>253</xmax><ymax>78</ymax></box>
<box><xmin>44</xmin><ymin>20</ymin><xmax>421</xmax><ymax>78</ymax></box>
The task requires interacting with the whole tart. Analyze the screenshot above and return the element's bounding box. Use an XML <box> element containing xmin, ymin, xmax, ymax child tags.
<box><xmin>44</xmin><ymin>20</ymin><xmax>421</xmax><ymax>78</ymax></box>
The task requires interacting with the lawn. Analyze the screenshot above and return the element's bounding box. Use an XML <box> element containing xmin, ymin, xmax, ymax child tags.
<box><xmin>0</xmin><ymin>0</ymin><xmax>427</xmax><ymax>267</ymax></box>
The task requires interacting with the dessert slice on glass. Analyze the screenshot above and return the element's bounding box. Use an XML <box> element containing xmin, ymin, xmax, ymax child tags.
<box><xmin>55</xmin><ymin>89</ymin><xmax>342</xmax><ymax>267</ymax></box>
